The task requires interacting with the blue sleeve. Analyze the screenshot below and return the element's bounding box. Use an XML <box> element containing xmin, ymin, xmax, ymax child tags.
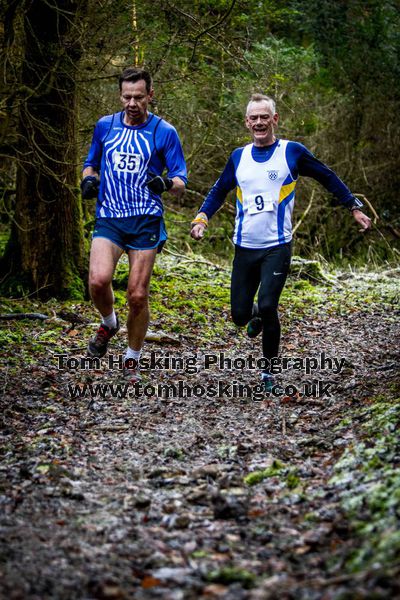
<box><xmin>155</xmin><ymin>123</ymin><xmax>187</xmax><ymax>184</ymax></box>
<box><xmin>198</xmin><ymin>152</ymin><xmax>239</xmax><ymax>219</ymax></box>
<box><xmin>286</xmin><ymin>142</ymin><xmax>362</xmax><ymax>209</ymax></box>
<box><xmin>83</xmin><ymin>115</ymin><xmax>113</xmax><ymax>171</ymax></box>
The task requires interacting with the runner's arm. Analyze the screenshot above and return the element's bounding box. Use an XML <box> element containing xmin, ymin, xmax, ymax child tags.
<box><xmin>191</xmin><ymin>155</ymin><xmax>237</xmax><ymax>239</ymax></box>
<box><xmin>82</xmin><ymin>166</ymin><xmax>99</xmax><ymax>178</ymax></box>
<box><xmin>287</xmin><ymin>142</ymin><xmax>371</xmax><ymax>230</ymax></box>
<box><xmin>170</xmin><ymin>176</ymin><xmax>186</xmax><ymax>196</ymax></box>
<box><xmin>292</xmin><ymin>143</ymin><xmax>363</xmax><ymax>210</ymax></box>
<box><xmin>199</xmin><ymin>155</ymin><xmax>237</xmax><ymax>218</ymax></box>
<box><xmin>160</xmin><ymin>125</ymin><xmax>187</xmax><ymax>198</ymax></box>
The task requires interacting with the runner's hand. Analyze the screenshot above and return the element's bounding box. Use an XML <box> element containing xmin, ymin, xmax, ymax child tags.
<box><xmin>191</xmin><ymin>223</ymin><xmax>207</xmax><ymax>240</ymax></box>
<box><xmin>352</xmin><ymin>209</ymin><xmax>372</xmax><ymax>232</ymax></box>
<box><xmin>147</xmin><ymin>174</ymin><xmax>173</xmax><ymax>195</ymax></box>
<box><xmin>80</xmin><ymin>176</ymin><xmax>99</xmax><ymax>199</ymax></box>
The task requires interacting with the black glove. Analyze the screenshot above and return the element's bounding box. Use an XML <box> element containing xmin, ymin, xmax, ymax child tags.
<box><xmin>146</xmin><ymin>174</ymin><xmax>173</xmax><ymax>195</ymax></box>
<box><xmin>80</xmin><ymin>176</ymin><xmax>99</xmax><ymax>199</ymax></box>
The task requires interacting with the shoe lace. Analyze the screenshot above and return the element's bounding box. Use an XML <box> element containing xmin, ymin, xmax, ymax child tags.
<box><xmin>124</xmin><ymin>358</ymin><xmax>138</xmax><ymax>370</ymax></box>
<box><xmin>96</xmin><ymin>324</ymin><xmax>111</xmax><ymax>343</ymax></box>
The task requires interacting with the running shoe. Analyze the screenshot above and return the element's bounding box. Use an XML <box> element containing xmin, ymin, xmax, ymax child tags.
<box><xmin>247</xmin><ymin>303</ymin><xmax>263</xmax><ymax>338</ymax></box>
<box><xmin>123</xmin><ymin>358</ymin><xmax>142</xmax><ymax>384</ymax></box>
<box><xmin>87</xmin><ymin>316</ymin><xmax>120</xmax><ymax>358</ymax></box>
<box><xmin>261</xmin><ymin>371</ymin><xmax>274</xmax><ymax>393</ymax></box>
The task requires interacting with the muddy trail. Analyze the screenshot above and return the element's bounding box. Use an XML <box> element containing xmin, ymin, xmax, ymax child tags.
<box><xmin>0</xmin><ymin>262</ymin><xmax>399</xmax><ymax>599</ymax></box>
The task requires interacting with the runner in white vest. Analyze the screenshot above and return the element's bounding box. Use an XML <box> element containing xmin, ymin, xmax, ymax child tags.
<box><xmin>191</xmin><ymin>94</ymin><xmax>371</xmax><ymax>391</ymax></box>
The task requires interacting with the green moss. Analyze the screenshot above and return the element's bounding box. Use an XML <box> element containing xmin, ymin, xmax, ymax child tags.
<box><xmin>330</xmin><ymin>389</ymin><xmax>400</xmax><ymax>574</ymax></box>
<box><xmin>68</xmin><ymin>275</ymin><xmax>85</xmax><ymax>300</ymax></box>
<box><xmin>191</xmin><ymin>550</ymin><xmax>209</xmax><ymax>559</ymax></box>
<box><xmin>113</xmin><ymin>259</ymin><xmax>129</xmax><ymax>289</ymax></box>
<box><xmin>163</xmin><ymin>446</ymin><xmax>186</xmax><ymax>460</ymax></box>
<box><xmin>244</xmin><ymin>459</ymin><xmax>286</xmax><ymax>486</ymax></box>
<box><xmin>0</xmin><ymin>329</ymin><xmax>24</xmax><ymax>345</ymax></box>
<box><xmin>281</xmin><ymin>265</ymin><xmax>398</xmax><ymax>320</ymax></box>
<box><xmin>244</xmin><ymin>470</ymin><xmax>266</xmax><ymax>486</ymax></box>
<box><xmin>0</xmin><ymin>226</ymin><xmax>10</xmax><ymax>255</ymax></box>
<box><xmin>194</xmin><ymin>313</ymin><xmax>207</xmax><ymax>324</ymax></box>
<box><xmin>61</xmin><ymin>261</ymin><xmax>85</xmax><ymax>300</ymax></box>
<box><xmin>303</xmin><ymin>512</ymin><xmax>318</xmax><ymax>522</ymax></box>
<box><xmin>206</xmin><ymin>566</ymin><xmax>256</xmax><ymax>588</ymax></box>
<box><xmin>144</xmin><ymin>253</ymin><xmax>231</xmax><ymax>343</ymax></box>
<box><xmin>113</xmin><ymin>289</ymin><xmax>127</xmax><ymax>308</ymax></box>
<box><xmin>0</xmin><ymin>272</ymin><xmax>32</xmax><ymax>298</ymax></box>
<box><xmin>244</xmin><ymin>460</ymin><xmax>301</xmax><ymax>491</ymax></box>
<box><xmin>291</xmin><ymin>279</ymin><xmax>316</xmax><ymax>291</ymax></box>
<box><xmin>290</xmin><ymin>255</ymin><xmax>334</xmax><ymax>283</ymax></box>
<box><xmin>286</xmin><ymin>470</ymin><xmax>301</xmax><ymax>490</ymax></box>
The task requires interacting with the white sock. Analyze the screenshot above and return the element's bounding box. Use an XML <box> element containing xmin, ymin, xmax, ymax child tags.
<box><xmin>125</xmin><ymin>347</ymin><xmax>142</xmax><ymax>363</ymax></box>
<box><xmin>102</xmin><ymin>310</ymin><xmax>117</xmax><ymax>329</ymax></box>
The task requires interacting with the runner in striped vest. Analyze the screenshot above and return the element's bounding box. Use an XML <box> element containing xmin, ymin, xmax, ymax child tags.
<box><xmin>81</xmin><ymin>68</ymin><xmax>187</xmax><ymax>382</ymax></box>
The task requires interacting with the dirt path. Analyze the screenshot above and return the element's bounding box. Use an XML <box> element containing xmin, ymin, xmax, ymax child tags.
<box><xmin>0</xmin><ymin>272</ymin><xmax>399</xmax><ymax>599</ymax></box>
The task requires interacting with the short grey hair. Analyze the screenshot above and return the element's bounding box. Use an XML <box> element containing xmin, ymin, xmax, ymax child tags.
<box><xmin>246</xmin><ymin>93</ymin><xmax>276</xmax><ymax>115</ymax></box>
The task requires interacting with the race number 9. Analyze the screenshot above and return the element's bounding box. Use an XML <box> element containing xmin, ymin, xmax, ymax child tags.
<box><xmin>255</xmin><ymin>195</ymin><xmax>265</xmax><ymax>211</ymax></box>
<box><xmin>247</xmin><ymin>192</ymin><xmax>274</xmax><ymax>214</ymax></box>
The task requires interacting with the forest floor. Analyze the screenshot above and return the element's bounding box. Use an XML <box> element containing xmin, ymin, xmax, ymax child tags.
<box><xmin>0</xmin><ymin>254</ymin><xmax>399</xmax><ymax>600</ymax></box>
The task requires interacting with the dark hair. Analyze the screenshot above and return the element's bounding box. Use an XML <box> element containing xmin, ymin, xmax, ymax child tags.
<box><xmin>119</xmin><ymin>68</ymin><xmax>153</xmax><ymax>93</ymax></box>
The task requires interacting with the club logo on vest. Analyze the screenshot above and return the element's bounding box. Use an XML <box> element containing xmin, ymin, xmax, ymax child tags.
<box><xmin>267</xmin><ymin>170</ymin><xmax>278</xmax><ymax>180</ymax></box>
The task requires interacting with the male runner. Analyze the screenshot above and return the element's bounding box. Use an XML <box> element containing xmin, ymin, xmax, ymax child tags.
<box><xmin>191</xmin><ymin>93</ymin><xmax>371</xmax><ymax>390</ymax></box>
<box><xmin>81</xmin><ymin>67</ymin><xmax>187</xmax><ymax>381</ymax></box>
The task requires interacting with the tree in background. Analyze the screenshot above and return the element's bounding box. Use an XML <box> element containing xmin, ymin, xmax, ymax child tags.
<box><xmin>1</xmin><ymin>0</ymin><xmax>88</xmax><ymax>298</ymax></box>
<box><xmin>284</xmin><ymin>0</ymin><xmax>400</xmax><ymax>259</ymax></box>
<box><xmin>1</xmin><ymin>0</ymin><xmax>398</xmax><ymax>301</ymax></box>
<box><xmin>88</xmin><ymin>0</ymin><xmax>397</xmax><ymax>262</ymax></box>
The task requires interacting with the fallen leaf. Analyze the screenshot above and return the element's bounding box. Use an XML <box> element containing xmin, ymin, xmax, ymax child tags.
<box><xmin>141</xmin><ymin>576</ymin><xmax>161</xmax><ymax>589</ymax></box>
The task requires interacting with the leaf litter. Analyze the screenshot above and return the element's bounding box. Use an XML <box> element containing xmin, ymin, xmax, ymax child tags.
<box><xmin>0</xmin><ymin>258</ymin><xmax>399</xmax><ymax>599</ymax></box>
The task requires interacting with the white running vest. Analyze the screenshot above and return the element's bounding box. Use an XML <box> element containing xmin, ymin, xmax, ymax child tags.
<box><xmin>234</xmin><ymin>140</ymin><xmax>297</xmax><ymax>248</ymax></box>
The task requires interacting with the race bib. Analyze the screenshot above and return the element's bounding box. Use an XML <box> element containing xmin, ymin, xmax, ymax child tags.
<box><xmin>113</xmin><ymin>152</ymin><xmax>141</xmax><ymax>173</ymax></box>
<box><xmin>247</xmin><ymin>192</ymin><xmax>274</xmax><ymax>214</ymax></box>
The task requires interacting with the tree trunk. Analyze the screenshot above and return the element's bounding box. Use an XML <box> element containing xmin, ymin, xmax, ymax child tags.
<box><xmin>3</xmin><ymin>0</ymin><xmax>87</xmax><ymax>299</ymax></box>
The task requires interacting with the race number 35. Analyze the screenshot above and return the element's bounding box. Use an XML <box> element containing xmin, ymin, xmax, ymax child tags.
<box><xmin>113</xmin><ymin>152</ymin><xmax>141</xmax><ymax>173</ymax></box>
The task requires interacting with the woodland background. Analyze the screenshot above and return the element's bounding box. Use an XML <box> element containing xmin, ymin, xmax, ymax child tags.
<box><xmin>0</xmin><ymin>0</ymin><xmax>399</xmax><ymax>297</ymax></box>
<box><xmin>0</xmin><ymin>3</ymin><xmax>400</xmax><ymax>599</ymax></box>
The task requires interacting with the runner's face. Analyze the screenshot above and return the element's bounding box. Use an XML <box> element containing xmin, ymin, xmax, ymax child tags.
<box><xmin>120</xmin><ymin>80</ymin><xmax>153</xmax><ymax>126</ymax></box>
<box><xmin>245</xmin><ymin>101</ymin><xmax>278</xmax><ymax>146</ymax></box>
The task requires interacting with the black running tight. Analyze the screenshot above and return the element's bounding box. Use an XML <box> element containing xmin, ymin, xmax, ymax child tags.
<box><xmin>230</xmin><ymin>243</ymin><xmax>291</xmax><ymax>361</ymax></box>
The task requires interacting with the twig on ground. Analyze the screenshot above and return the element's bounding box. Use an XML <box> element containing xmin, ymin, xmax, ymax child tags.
<box><xmin>0</xmin><ymin>312</ymin><xmax>49</xmax><ymax>321</ymax></box>
<box><xmin>353</xmin><ymin>193</ymin><xmax>379</xmax><ymax>221</ymax></box>
<box><xmin>293</xmin><ymin>190</ymin><xmax>315</xmax><ymax>235</ymax></box>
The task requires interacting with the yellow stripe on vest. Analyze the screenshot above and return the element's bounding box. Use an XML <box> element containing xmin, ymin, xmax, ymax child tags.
<box><xmin>279</xmin><ymin>180</ymin><xmax>296</xmax><ymax>203</ymax></box>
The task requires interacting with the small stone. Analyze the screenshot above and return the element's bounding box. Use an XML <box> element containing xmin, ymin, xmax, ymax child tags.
<box><xmin>194</xmin><ymin>464</ymin><xmax>220</xmax><ymax>479</ymax></box>
<box><xmin>167</xmin><ymin>513</ymin><xmax>190</xmax><ymax>529</ymax></box>
<box><xmin>212</xmin><ymin>491</ymin><xmax>248</xmax><ymax>520</ymax></box>
<box><xmin>151</xmin><ymin>567</ymin><xmax>191</xmax><ymax>584</ymax></box>
<box><xmin>184</xmin><ymin>540</ymin><xmax>197</xmax><ymax>554</ymax></box>
<box><xmin>134</xmin><ymin>494</ymin><xmax>151</xmax><ymax>509</ymax></box>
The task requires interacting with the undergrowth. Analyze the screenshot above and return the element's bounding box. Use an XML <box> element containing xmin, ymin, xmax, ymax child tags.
<box><xmin>330</xmin><ymin>386</ymin><xmax>400</xmax><ymax>574</ymax></box>
<box><xmin>1</xmin><ymin>254</ymin><xmax>398</xmax><ymax>360</ymax></box>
